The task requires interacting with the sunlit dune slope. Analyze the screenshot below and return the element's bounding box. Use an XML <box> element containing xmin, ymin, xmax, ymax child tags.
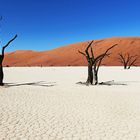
<box><xmin>3</xmin><ymin>37</ymin><xmax>140</xmax><ymax>66</ymax></box>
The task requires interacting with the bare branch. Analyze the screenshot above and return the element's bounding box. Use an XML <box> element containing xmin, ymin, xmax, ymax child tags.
<box><xmin>104</xmin><ymin>44</ymin><xmax>118</xmax><ymax>55</ymax></box>
<box><xmin>85</xmin><ymin>40</ymin><xmax>94</xmax><ymax>59</ymax></box>
<box><xmin>125</xmin><ymin>53</ymin><xmax>131</xmax><ymax>66</ymax></box>
<box><xmin>96</xmin><ymin>44</ymin><xmax>117</xmax><ymax>73</ymax></box>
<box><xmin>129</xmin><ymin>55</ymin><xmax>138</xmax><ymax>61</ymax></box>
<box><xmin>3</xmin><ymin>34</ymin><xmax>17</xmax><ymax>48</ymax></box>
<box><xmin>90</xmin><ymin>46</ymin><xmax>94</xmax><ymax>60</ymax></box>
<box><xmin>94</xmin><ymin>53</ymin><xmax>106</xmax><ymax>63</ymax></box>
<box><xmin>118</xmin><ymin>57</ymin><xmax>124</xmax><ymax>64</ymax></box>
<box><xmin>96</xmin><ymin>53</ymin><xmax>109</xmax><ymax>73</ymax></box>
<box><xmin>118</xmin><ymin>53</ymin><xmax>126</xmax><ymax>66</ymax></box>
<box><xmin>78</xmin><ymin>50</ymin><xmax>86</xmax><ymax>56</ymax></box>
<box><xmin>95</xmin><ymin>44</ymin><xmax>117</xmax><ymax>64</ymax></box>
<box><xmin>2</xmin><ymin>34</ymin><xmax>17</xmax><ymax>56</ymax></box>
<box><xmin>128</xmin><ymin>57</ymin><xmax>138</xmax><ymax>68</ymax></box>
<box><xmin>78</xmin><ymin>40</ymin><xmax>94</xmax><ymax>62</ymax></box>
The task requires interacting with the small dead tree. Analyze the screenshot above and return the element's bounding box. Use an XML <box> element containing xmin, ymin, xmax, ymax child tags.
<box><xmin>0</xmin><ymin>16</ymin><xmax>17</xmax><ymax>86</ymax></box>
<box><xmin>78</xmin><ymin>41</ymin><xmax>117</xmax><ymax>85</ymax></box>
<box><xmin>0</xmin><ymin>35</ymin><xmax>17</xmax><ymax>86</ymax></box>
<box><xmin>118</xmin><ymin>53</ymin><xmax>138</xmax><ymax>69</ymax></box>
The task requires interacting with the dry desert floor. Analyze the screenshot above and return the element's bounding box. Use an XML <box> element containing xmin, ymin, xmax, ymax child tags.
<box><xmin>0</xmin><ymin>67</ymin><xmax>140</xmax><ymax>140</ymax></box>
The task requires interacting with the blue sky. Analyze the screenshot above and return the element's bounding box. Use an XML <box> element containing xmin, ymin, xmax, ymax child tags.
<box><xmin>0</xmin><ymin>0</ymin><xmax>140</xmax><ymax>52</ymax></box>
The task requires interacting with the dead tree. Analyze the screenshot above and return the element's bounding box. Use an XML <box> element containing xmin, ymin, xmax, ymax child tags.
<box><xmin>0</xmin><ymin>35</ymin><xmax>17</xmax><ymax>86</ymax></box>
<box><xmin>118</xmin><ymin>53</ymin><xmax>138</xmax><ymax>69</ymax></box>
<box><xmin>78</xmin><ymin>41</ymin><xmax>117</xmax><ymax>85</ymax></box>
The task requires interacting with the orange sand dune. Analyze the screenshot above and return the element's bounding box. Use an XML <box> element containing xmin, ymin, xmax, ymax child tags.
<box><xmin>3</xmin><ymin>37</ymin><xmax>140</xmax><ymax>66</ymax></box>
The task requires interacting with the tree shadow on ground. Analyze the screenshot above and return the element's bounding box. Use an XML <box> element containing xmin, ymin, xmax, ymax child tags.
<box><xmin>76</xmin><ymin>80</ymin><xmax>127</xmax><ymax>86</ymax></box>
<box><xmin>99</xmin><ymin>80</ymin><xmax>127</xmax><ymax>86</ymax></box>
<box><xmin>4</xmin><ymin>81</ymin><xmax>56</xmax><ymax>87</ymax></box>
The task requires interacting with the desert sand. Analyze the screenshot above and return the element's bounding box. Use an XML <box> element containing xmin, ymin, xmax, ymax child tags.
<box><xmin>3</xmin><ymin>37</ymin><xmax>140</xmax><ymax>66</ymax></box>
<box><xmin>0</xmin><ymin>66</ymin><xmax>140</xmax><ymax>140</ymax></box>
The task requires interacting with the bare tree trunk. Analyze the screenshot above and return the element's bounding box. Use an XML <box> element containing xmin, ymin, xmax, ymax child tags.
<box><xmin>86</xmin><ymin>63</ymin><xmax>93</xmax><ymax>84</ymax></box>
<box><xmin>93</xmin><ymin>67</ymin><xmax>98</xmax><ymax>85</ymax></box>
<box><xmin>124</xmin><ymin>65</ymin><xmax>127</xmax><ymax>69</ymax></box>
<box><xmin>0</xmin><ymin>65</ymin><xmax>4</xmax><ymax>86</ymax></box>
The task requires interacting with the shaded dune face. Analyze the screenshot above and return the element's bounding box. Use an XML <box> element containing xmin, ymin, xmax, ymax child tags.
<box><xmin>3</xmin><ymin>37</ymin><xmax>140</xmax><ymax>66</ymax></box>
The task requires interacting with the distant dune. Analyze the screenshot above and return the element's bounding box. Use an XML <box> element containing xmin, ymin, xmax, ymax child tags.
<box><xmin>3</xmin><ymin>37</ymin><xmax>140</xmax><ymax>66</ymax></box>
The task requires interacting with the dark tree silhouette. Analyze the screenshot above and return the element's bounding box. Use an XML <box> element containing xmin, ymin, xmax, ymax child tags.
<box><xmin>78</xmin><ymin>41</ymin><xmax>117</xmax><ymax>85</ymax></box>
<box><xmin>118</xmin><ymin>53</ymin><xmax>138</xmax><ymax>69</ymax></box>
<box><xmin>0</xmin><ymin>16</ymin><xmax>17</xmax><ymax>86</ymax></box>
<box><xmin>0</xmin><ymin>35</ymin><xmax>17</xmax><ymax>86</ymax></box>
